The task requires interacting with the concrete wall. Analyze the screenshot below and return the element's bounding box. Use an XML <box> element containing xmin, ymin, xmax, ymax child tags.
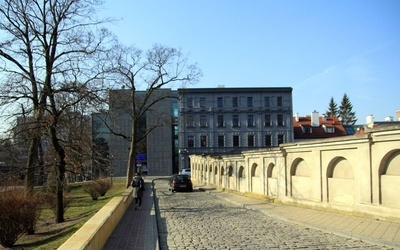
<box><xmin>190</xmin><ymin>126</ymin><xmax>400</xmax><ymax>221</ymax></box>
<box><xmin>58</xmin><ymin>188</ymin><xmax>133</xmax><ymax>250</ymax></box>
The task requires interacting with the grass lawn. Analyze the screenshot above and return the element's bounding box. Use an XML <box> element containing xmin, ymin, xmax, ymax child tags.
<box><xmin>3</xmin><ymin>178</ymin><xmax>128</xmax><ymax>250</ymax></box>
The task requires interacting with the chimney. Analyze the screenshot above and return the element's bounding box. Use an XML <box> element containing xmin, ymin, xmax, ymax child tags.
<box><xmin>385</xmin><ymin>116</ymin><xmax>393</xmax><ymax>122</ymax></box>
<box><xmin>397</xmin><ymin>110</ymin><xmax>400</xmax><ymax>121</ymax></box>
<box><xmin>366</xmin><ymin>115</ymin><xmax>374</xmax><ymax>128</ymax></box>
<box><xmin>311</xmin><ymin>110</ymin><xmax>319</xmax><ymax>127</ymax></box>
<box><xmin>295</xmin><ymin>113</ymin><xmax>299</xmax><ymax>122</ymax></box>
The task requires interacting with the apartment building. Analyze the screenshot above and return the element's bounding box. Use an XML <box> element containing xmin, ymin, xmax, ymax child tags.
<box><xmin>178</xmin><ymin>87</ymin><xmax>293</xmax><ymax>169</ymax></box>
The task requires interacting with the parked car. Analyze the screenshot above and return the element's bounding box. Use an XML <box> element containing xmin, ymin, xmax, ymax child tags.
<box><xmin>169</xmin><ymin>174</ymin><xmax>193</xmax><ymax>192</ymax></box>
<box><xmin>179</xmin><ymin>168</ymin><xmax>191</xmax><ymax>176</ymax></box>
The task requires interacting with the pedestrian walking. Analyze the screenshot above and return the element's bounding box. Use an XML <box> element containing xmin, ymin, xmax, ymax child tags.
<box><xmin>131</xmin><ymin>172</ymin><xmax>145</xmax><ymax>210</ymax></box>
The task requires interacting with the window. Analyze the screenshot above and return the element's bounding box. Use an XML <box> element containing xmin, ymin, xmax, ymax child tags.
<box><xmin>218</xmin><ymin>135</ymin><xmax>224</xmax><ymax>147</ymax></box>
<box><xmin>200</xmin><ymin>115</ymin><xmax>207</xmax><ymax>127</ymax></box>
<box><xmin>186</xmin><ymin>115</ymin><xmax>194</xmax><ymax>128</ymax></box>
<box><xmin>264</xmin><ymin>96</ymin><xmax>270</xmax><ymax>107</ymax></box>
<box><xmin>188</xmin><ymin>136</ymin><xmax>194</xmax><ymax>148</ymax></box>
<box><xmin>277</xmin><ymin>114</ymin><xmax>284</xmax><ymax>126</ymax></box>
<box><xmin>265</xmin><ymin>135</ymin><xmax>272</xmax><ymax>147</ymax></box>
<box><xmin>324</xmin><ymin>125</ymin><xmax>335</xmax><ymax>133</ymax></box>
<box><xmin>247</xmin><ymin>97</ymin><xmax>253</xmax><ymax>107</ymax></box>
<box><xmin>247</xmin><ymin>115</ymin><xmax>254</xmax><ymax>127</ymax></box>
<box><xmin>248</xmin><ymin>135</ymin><xmax>254</xmax><ymax>147</ymax></box>
<box><xmin>232</xmin><ymin>97</ymin><xmax>238</xmax><ymax>107</ymax></box>
<box><xmin>187</xmin><ymin>98</ymin><xmax>193</xmax><ymax>108</ymax></box>
<box><xmin>200</xmin><ymin>135</ymin><xmax>207</xmax><ymax>147</ymax></box>
<box><xmin>278</xmin><ymin>134</ymin><xmax>284</xmax><ymax>145</ymax></box>
<box><xmin>217</xmin><ymin>97</ymin><xmax>223</xmax><ymax>107</ymax></box>
<box><xmin>200</xmin><ymin>97</ymin><xmax>206</xmax><ymax>107</ymax></box>
<box><xmin>217</xmin><ymin>115</ymin><xmax>224</xmax><ymax>127</ymax></box>
<box><xmin>233</xmin><ymin>135</ymin><xmax>240</xmax><ymax>147</ymax></box>
<box><xmin>232</xmin><ymin>115</ymin><xmax>239</xmax><ymax>127</ymax></box>
<box><xmin>303</xmin><ymin>126</ymin><xmax>312</xmax><ymax>133</ymax></box>
<box><xmin>277</xmin><ymin>96</ymin><xmax>282</xmax><ymax>107</ymax></box>
<box><xmin>264</xmin><ymin>114</ymin><xmax>271</xmax><ymax>127</ymax></box>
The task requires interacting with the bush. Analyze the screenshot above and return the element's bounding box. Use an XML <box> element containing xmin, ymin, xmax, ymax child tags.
<box><xmin>96</xmin><ymin>178</ymin><xmax>112</xmax><ymax>196</ymax></box>
<box><xmin>0</xmin><ymin>187</ymin><xmax>42</xmax><ymax>247</ymax></box>
<box><xmin>83</xmin><ymin>181</ymin><xmax>100</xmax><ymax>200</ymax></box>
<box><xmin>83</xmin><ymin>179</ymin><xmax>112</xmax><ymax>200</ymax></box>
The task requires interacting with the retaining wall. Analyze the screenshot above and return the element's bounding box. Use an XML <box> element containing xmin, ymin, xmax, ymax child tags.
<box><xmin>190</xmin><ymin>126</ymin><xmax>400</xmax><ymax>221</ymax></box>
<box><xmin>58</xmin><ymin>188</ymin><xmax>133</xmax><ymax>250</ymax></box>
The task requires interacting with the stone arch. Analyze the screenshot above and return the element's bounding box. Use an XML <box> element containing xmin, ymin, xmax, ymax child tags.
<box><xmin>327</xmin><ymin>156</ymin><xmax>355</xmax><ymax>206</ymax></box>
<box><xmin>290</xmin><ymin>158</ymin><xmax>311</xmax><ymax>199</ymax></box>
<box><xmin>250</xmin><ymin>163</ymin><xmax>262</xmax><ymax>194</ymax></box>
<box><xmin>201</xmin><ymin>164</ymin><xmax>204</xmax><ymax>178</ymax></box>
<box><xmin>213</xmin><ymin>164</ymin><xmax>218</xmax><ymax>185</ymax></box>
<box><xmin>228</xmin><ymin>166</ymin><xmax>233</xmax><ymax>177</ymax></box>
<box><xmin>220</xmin><ymin>166</ymin><xmax>225</xmax><ymax>188</ymax></box>
<box><xmin>291</xmin><ymin>158</ymin><xmax>309</xmax><ymax>177</ymax></box>
<box><xmin>379</xmin><ymin>149</ymin><xmax>400</xmax><ymax>175</ymax></box>
<box><xmin>267</xmin><ymin>163</ymin><xmax>278</xmax><ymax>197</ymax></box>
<box><xmin>251</xmin><ymin>163</ymin><xmax>260</xmax><ymax>177</ymax></box>
<box><xmin>238</xmin><ymin>165</ymin><xmax>245</xmax><ymax>192</ymax></box>
<box><xmin>267</xmin><ymin>163</ymin><xmax>277</xmax><ymax>178</ymax></box>
<box><xmin>227</xmin><ymin>165</ymin><xmax>234</xmax><ymax>189</ymax></box>
<box><xmin>379</xmin><ymin>149</ymin><xmax>400</xmax><ymax>207</ymax></box>
<box><xmin>238</xmin><ymin>166</ymin><xmax>244</xmax><ymax>178</ymax></box>
<box><xmin>327</xmin><ymin>157</ymin><xmax>354</xmax><ymax>179</ymax></box>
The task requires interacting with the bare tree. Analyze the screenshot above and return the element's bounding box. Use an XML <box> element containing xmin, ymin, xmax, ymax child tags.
<box><xmin>0</xmin><ymin>0</ymin><xmax>113</xmax><ymax>222</ymax></box>
<box><xmin>108</xmin><ymin>44</ymin><xmax>202</xmax><ymax>187</ymax></box>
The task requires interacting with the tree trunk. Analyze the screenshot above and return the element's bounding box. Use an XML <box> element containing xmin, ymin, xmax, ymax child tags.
<box><xmin>48</xmin><ymin>125</ymin><xmax>66</xmax><ymax>223</ymax></box>
<box><xmin>126</xmin><ymin>119</ymin><xmax>137</xmax><ymax>188</ymax></box>
<box><xmin>126</xmin><ymin>145</ymin><xmax>136</xmax><ymax>188</ymax></box>
<box><xmin>25</xmin><ymin>137</ymin><xmax>38</xmax><ymax>193</ymax></box>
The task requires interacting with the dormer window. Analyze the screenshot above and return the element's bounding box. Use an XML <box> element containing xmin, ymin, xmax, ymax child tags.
<box><xmin>323</xmin><ymin>125</ymin><xmax>335</xmax><ymax>134</ymax></box>
<box><xmin>301</xmin><ymin>125</ymin><xmax>312</xmax><ymax>134</ymax></box>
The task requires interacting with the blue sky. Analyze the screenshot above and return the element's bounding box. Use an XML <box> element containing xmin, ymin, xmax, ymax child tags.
<box><xmin>100</xmin><ymin>0</ymin><xmax>400</xmax><ymax>124</ymax></box>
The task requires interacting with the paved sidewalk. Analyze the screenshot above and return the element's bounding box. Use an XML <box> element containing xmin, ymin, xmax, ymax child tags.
<box><xmin>194</xmin><ymin>181</ymin><xmax>400</xmax><ymax>249</ymax></box>
<box><xmin>103</xmin><ymin>178</ymin><xmax>159</xmax><ymax>250</ymax></box>
<box><xmin>103</xmin><ymin>177</ymin><xmax>400</xmax><ymax>249</ymax></box>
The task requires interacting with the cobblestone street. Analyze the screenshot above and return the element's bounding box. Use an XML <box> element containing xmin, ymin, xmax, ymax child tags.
<box><xmin>155</xmin><ymin>181</ymin><xmax>390</xmax><ymax>250</ymax></box>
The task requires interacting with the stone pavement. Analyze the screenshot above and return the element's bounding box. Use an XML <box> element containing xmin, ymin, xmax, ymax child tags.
<box><xmin>103</xmin><ymin>177</ymin><xmax>400</xmax><ymax>249</ymax></box>
<box><xmin>194</xmin><ymin>181</ymin><xmax>400</xmax><ymax>249</ymax></box>
<box><xmin>103</xmin><ymin>177</ymin><xmax>159</xmax><ymax>250</ymax></box>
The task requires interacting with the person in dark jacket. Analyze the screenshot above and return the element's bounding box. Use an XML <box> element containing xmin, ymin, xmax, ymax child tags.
<box><xmin>132</xmin><ymin>172</ymin><xmax>145</xmax><ymax>210</ymax></box>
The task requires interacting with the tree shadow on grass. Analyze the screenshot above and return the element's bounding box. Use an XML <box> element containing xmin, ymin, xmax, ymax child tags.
<box><xmin>9</xmin><ymin>216</ymin><xmax>86</xmax><ymax>249</ymax></box>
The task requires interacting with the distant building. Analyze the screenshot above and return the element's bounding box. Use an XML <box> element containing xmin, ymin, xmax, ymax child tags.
<box><xmin>364</xmin><ymin>114</ymin><xmax>400</xmax><ymax>130</ymax></box>
<box><xmin>108</xmin><ymin>89</ymin><xmax>178</xmax><ymax>176</ymax></box>
<box><xmin>91</xmin><ymin>112</ymin><xmax>111</xmax><ymax>178</ymax></box>
<box><xmin>293</xmin><ymin>111</ymin><xmax>349</xmax><ymax>140</ymax></box>
<box><xmin>178</xmin><ymin>87</ymin><xmax>293</xmax><ymax>169</ymax></box>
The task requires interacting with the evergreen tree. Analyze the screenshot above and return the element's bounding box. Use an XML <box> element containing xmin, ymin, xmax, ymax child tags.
<box><xmin>325</xmin><ymin>97</ymin><xmax>338</xmax><ymax>117</ymax></box>
<box><xmin>339</xmin><ymin>93</ymin><xmax>357</xmax><ymax>125</ymax></box>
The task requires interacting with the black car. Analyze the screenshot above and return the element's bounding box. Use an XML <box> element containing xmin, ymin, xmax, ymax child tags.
<box><xmin>169</xmin><ymin>174</ymin><xmax>193</xmax><ymax>192</ymax></box>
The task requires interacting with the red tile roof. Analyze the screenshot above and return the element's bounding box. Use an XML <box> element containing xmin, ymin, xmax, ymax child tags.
<box><xmin>293</xmin><ymin>116</ymin><xmax>347</xmax><ymax>139</ymax></box>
